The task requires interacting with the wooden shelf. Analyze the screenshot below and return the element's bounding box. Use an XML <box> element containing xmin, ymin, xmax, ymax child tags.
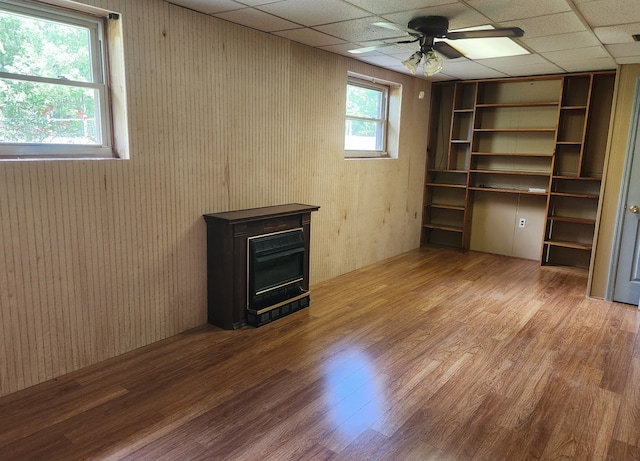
<box><xmin>469</xmin><ymin>186</ymin><xmax>547</xmax><ymax>195</ymax></box>
<box><xmin>423</xmin><ymin>223</ymin><xmax>464</xmax><ymax>233</ymax></box>
<box><xmin>471</xmin><ymin>169</ymin><xmax>550</xmax><ymax>176</ymax></box>
<box><xmin>553</xmin><ymin>175</ymin><xmax>602</xmax><ymax>181</ymax></box>
<box><xmin>472</xmin><ymin>152</ymin><xmax>553</xmax><ymax>157</ymax></box>
<box><xmin>547</xmin><ymin>216</ymin><xmax>596</xmax><ymax>226</ymax></box>
<box><xmin>427</xmin><ymin>204</ymin><xmax>466</xmax><ymax>211</ymax></box>
<box><xmin>474</xmin><ymin>128</ymin><xmax>557</xmax><ymax>133</ymax></box>
<box><xmin>475</xmin><ymin>101</ymin><xmax>559</xmax><ymax>108</ymax></box>
<box><xmin>426</xmin><ymin>182</ymin><xmax>467</xmax><ymax>189</ymax></box>
<box><xmin>428</xmin><ymin>169</ymin><xmax>468</xmax><ymax>173</ymax></box>
<box><xmin>550</xmin><ymin>191</ymin><xmax>599</xmax><ymax>199</ymax></box>
<box><xmin>544</xmin><ymin>239</ymin><xmax>592</xmax><ymax>251</ymax></box>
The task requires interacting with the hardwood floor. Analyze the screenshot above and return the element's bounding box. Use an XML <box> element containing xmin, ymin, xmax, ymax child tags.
<box><xmin>1</xmin><ymin>248</ymin><xmax>640</xmax><ymax>461</ymax></box>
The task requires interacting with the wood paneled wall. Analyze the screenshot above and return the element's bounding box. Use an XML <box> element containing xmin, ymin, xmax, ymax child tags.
<box><xmin>0</xmin><ymin>0</ymin><xmax>431</xmax><ymax>396</ymax></box>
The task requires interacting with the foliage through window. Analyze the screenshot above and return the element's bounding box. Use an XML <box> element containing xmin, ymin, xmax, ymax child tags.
<box><xmin>345</xmin><ymin>77</ymin><xmax>389</xmax><ymax>157</ymax></box>
<box><xmin>0</xmin><ymin>0</ymin><xmax>118</xmax><ymax>159</ymax></box>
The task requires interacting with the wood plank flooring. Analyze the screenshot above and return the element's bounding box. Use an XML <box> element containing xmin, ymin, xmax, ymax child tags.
<box><xmin>1</xmin><ymin>248</ymin><xmax>640</xmax><ymax>460</ymax></box>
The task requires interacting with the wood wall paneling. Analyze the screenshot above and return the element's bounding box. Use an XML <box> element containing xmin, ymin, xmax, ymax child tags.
<box><xmin>0</xmin><ymin>0</ymin><xmax>430</xmax><ymax>396</ymax></box>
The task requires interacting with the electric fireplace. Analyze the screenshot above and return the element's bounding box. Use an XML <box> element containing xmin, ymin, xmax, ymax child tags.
<box><xmin>203</xmin><ymin>204</ymin><xmax>319</xmax><ymax>329</ymax></box>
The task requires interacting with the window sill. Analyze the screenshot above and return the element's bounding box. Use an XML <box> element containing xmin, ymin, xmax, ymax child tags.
<box><xmin>345</xmin><ymin>151</ymin><xmax>393</xmax><ymax>159</ymax></box>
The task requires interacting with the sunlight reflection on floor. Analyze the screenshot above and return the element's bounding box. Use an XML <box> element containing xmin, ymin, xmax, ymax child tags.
<box><xmin>323</xmin><ymin>348</ymin><xmax>384</xmax><ymax>439</ymax></box>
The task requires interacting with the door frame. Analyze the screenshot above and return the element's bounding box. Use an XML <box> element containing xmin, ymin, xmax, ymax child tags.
<box><xmin>607</xmin><ymin>77</ymin><xmax>640</xmax><ymax>302</ymax></box>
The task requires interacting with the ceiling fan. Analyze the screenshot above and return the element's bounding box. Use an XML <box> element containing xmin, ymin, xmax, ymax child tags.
<box><xmin>348</xmin><ymin>16</ymin><xmax>524</xmax><ymax>76</ymax></box>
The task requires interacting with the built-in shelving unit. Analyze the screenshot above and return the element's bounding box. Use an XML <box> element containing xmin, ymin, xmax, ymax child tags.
<box><xmin>423</xmin><ymin>81</ymin><xmax>475</xmax><ymax>250</ymax></box>
<box><xmin>542</xmin><ymin>72</ymin><xmax>616</xmax><ymax>271</ymax></box>
<box><xmin>423</xmin><ymin>71</ymin><xmax>616</xmax><ymax>273</ymax></box>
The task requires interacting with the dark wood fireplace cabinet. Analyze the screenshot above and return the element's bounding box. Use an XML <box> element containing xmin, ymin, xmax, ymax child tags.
<box><xmin>203</xmin><ymin>203</ymin><xmax>320</xmax><ymax>329</ymax></box>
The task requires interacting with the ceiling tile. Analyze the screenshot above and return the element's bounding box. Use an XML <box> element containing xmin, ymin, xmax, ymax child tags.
<box><xmin>542</xmin><ymin>46</ymin><xmax>610</xmax><ymax>63</ymax></box>
<box><xmin>502</xmin><ymin>12</ymin><xmax>587</xmax><ymax>39</ymax></box>
<box><xmin>237</xmin><ymin>0</ymin><xmax>282</xmax><ymax>5</ymax></box>
<box><xmin>606</xmin><ymin>42</ymin><xmax>640</xmax><ymax>58</ymax></box>
<box><xmin>594</xmin><ymin>23</ymin><xmax>640</xmax><ymax>44</ymax></box>
<box><xmin>576</xmin><ymin>0</ymin><xmax>640</xmax><ymax>28</ymax></box>
<box><xmin>491</xmin><ymin>62</ymin><xmax>565</xmax><ymax>77</ymax></box>
<box><xmin>522</xmin><ymin>31</ymin><xmax>600</xmax><ymax>53</ymax></box>
<box><xmin>381</xmin><ymin>3</ymin><xmax>492</xmax><ymax>31</ymax></box>
<box><xmin>257</xmin><ymin>0</ymin><xmax>370</xmax><ymax>27</ymax></box>
<box><xmin>314</xmin><ymin>17</ymin><xmax>399</xmax><ymax>42</ymax></box>
<box><xmin>558</xmin><ymin>57</ymin><xmax>617</xmax><ymax>72</ymax></box>
<box><xmin>468</xmin><ymin>0</ymin><xmax>571</xmax><ymax>22</ymax></box>
<box><xmin>167</xmin><ymin>0</ymin><xmax>245</xmax><ymax>14</ymax></box>
<box><xmin>213</xmin><ymin>8</ymin><xmax>300</xmax><ymax>31</ymax></box>
<box><xmin>617</xmin><ymin>56</ymin><xmax>640</xmax><ymax>64</ymax></box>
<box><xmin>475</xmin><ymin>53</ymin><xmax>548</xmax><ymax>68</ymax></box>
<box><xmin>274</xmin><ymin>28</ymin><xmax>347</xmax><ymax>47</ymax></box>
<box><xmin>342</xmin><ymin>0</ymin><xmax>457</xmax><ymax>15</ymax></box>
<box><xmin>439</xmin><ymin>60</ymin><xmax>508</xmax><ymax>79</ymax></box>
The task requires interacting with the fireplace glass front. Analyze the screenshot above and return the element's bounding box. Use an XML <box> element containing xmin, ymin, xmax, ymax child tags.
<box><xmin>248</xmin><ymin>228</ymin><xmax>306</xmax><ymax>312</ymax></box>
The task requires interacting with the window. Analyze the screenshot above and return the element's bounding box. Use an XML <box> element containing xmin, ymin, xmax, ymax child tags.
<box><xmin>344</xmin><ymin>73</ymin><xmax>401</xmax><ymax>159</ymax></box>
<box><xmin>0</xmin><ymin>0</ymin><xmax>126</xmax><ymax>159</ymax></box>
<box><xmin>345</xmin><ymin>77</ymin><xmax>388</xmax><ymax>157</ymax></box>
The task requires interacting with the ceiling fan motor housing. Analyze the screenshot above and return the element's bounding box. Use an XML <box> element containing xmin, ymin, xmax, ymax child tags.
<box><xmin>408</xmin><ymin>16</ymin><xmax>450</xmax><ymax>38</ymax></box>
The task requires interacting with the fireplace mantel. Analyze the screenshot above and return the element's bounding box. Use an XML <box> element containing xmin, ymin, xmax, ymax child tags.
<box><xmin>203</xmin><ymin>203</ymin><xmax>319</xmax><ymax>329</ymax></box>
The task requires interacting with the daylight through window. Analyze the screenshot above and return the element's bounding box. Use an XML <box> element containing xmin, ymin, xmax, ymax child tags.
<box><xmin>0</xmin><ymin>0</ymin><xmax>119</xmax><ymax>159</ymax></box>
<box><xmin>345</xmin><ymin>77</ymin><xmax>389</xmax><ymax>157</ymax></box>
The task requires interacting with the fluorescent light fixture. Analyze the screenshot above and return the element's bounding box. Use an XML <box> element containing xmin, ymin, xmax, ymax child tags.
<box><xmin>443</xmin><ymin>25</ymin><xmax>529</xmax><ymax>60</ymax></box>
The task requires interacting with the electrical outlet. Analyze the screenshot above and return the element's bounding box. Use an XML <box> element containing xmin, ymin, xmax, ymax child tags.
<box><xmin>518</xmin><ymin>218</ymin><xmax>526</xmax><ymax>228</ymax></box>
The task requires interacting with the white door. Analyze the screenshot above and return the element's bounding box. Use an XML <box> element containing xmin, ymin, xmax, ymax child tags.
<box><xmin>613</xmin><ymin>80</ymin><xmax>640</xmax><ymax>306</ymax></box>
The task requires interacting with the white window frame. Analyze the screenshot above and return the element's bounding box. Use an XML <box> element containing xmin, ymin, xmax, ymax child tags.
<box><xmin>344</xmin><ymin>72</ymin><xmax>401</xmax><ymax>160</ymax></box>
<box><xmin>0</xmin><ymin>0</ymin><xmax>126</xmax><ymax>160</ymax></box>
<box><xmin>345</xmin><ymin>76</ymin><xmax>389</xmax><ymax>158</ymax></box>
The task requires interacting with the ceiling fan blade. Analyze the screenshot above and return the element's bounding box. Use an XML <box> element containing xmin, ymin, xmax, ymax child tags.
<box><xmin>348</xmin><ymin>37</ymin><xmax>420</xmax><ymax>54</ymax></box>
<box><xmin>445</xmin><ymin>27</ymin><xmax>524</xmax><ymax>40</ymax></box>
<box><xmin>433</xmin><ymin>41</ymin><xmax>464</xmax><ymax>59</ymax></box>
<box><xmin>372</xmin><ymin>21</ymin><xmax>421</xmax><ymax>36</ymax></box>
<box><xmin>354</xmin><ymin>34</ymin><xmax>414</xmax><ymax>44</ymax></box>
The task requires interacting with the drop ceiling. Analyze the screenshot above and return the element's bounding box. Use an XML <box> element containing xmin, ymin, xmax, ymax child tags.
<box><xmin>165</xmin><ymin>0</ymin><xmax>640</xmax><ymax>80</ymax></box>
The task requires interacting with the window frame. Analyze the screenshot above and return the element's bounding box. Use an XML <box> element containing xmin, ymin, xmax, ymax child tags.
<box><xmin>345</xmin><ymin>76</ymin><xmax>390</xmax><ymax>158</ymax></box>
<box><xmin>0</xmin><ymin>0</ymin><xmax>118</xmax><ymax>160</ymax></box>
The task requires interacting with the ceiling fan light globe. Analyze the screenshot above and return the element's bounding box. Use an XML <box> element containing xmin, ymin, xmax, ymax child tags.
<box><xmin>402</xmin><ymin>51</ymin><xmax>423</xmax><ymax>75</ymax></box>
<box><xmin>423</xmin><ymin>49</ymin><xmax>443</xmax><ymax>76</ymax></box>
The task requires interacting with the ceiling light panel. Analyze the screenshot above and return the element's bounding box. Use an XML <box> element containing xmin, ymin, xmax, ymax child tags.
<box><xmin>441</xmin><ymin>25</ymin><xmax>530</xmax><ymax>60</ymax></box>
